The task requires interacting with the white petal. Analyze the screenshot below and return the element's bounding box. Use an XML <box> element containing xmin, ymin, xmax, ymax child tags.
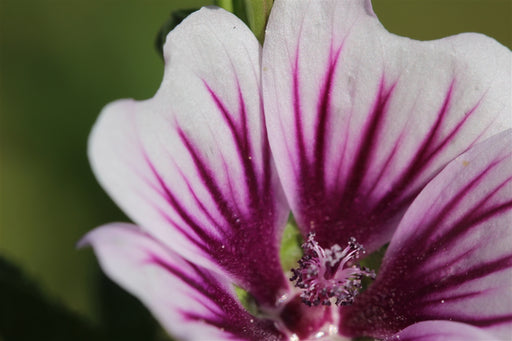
<box><xmin>263</xmin><ymin>0</ymin><xmax>511</xmax><ymax>253</ymax></box>
<box><xmin>88</xmin><ymin>7</ymin><xmax>289</xmax><ymax>306</ymax></box>
<box><xmin>385</xmin><ymin>321</ymin><xmax>499</xmax><ymax>341</ymax></box>
<box><xmin>340</xmin><ymin>130</ymin><xmax>512</xmax><ymax>339</ymax></box>
<box><xmin>80</xmin><ymin>224</ymin><xmax>283</xmax><ymax>341</ymax></box>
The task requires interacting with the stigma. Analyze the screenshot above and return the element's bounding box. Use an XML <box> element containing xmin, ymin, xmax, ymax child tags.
<box><xmin>290</xmin><ymin>233</ymin><xmax>375</xmax><ymax>307</ymax></box>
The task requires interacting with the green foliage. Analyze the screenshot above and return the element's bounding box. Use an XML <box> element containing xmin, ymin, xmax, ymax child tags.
<box><xmin>0</xmin><ymin>256</ymin><xmax>102</xmax><ymax>341</ymax></box>
<box><xmin>214</xmin><ymin>0</ymin><xmax>272</xmax><ymax>43</ymax></box>
<box><xmin>233</xmin><ymin>285</ymin><xmax>260</xmax><ymax>316</ymax></box>
<box><xmin>279</xmin><ymin>215</ymin><xmax>303</xmax><ymax>273</ymax></box>
<box><xmin>231</xmin><ymin>0</ymin><xmax>250</xmax><ymax>26</ymax></box>
<box><xmin>242</xmin><ymin>0</ymin><xmax>273</xmax><ymax>43</ymax></box>
<box><xmin>214</xmin><ymin>0</ymin><xmax>249</xmax><ymax>25</ymax></box>
<box><xmin>359</xmin><ymin>243</ymin><xmax>388</xmax><ymax>274</ymax></box>
<box><xmin>359</xmin><ymin>244</ymin><xmax>388</xmax><ymax>293</ymax></box>
<box><xmin>0</xmin><ymin>256</ymin><xmax>169</xmax><ymax>341</ymax></box>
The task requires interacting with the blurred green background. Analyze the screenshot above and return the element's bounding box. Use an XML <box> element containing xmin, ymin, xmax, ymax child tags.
<box><xmin>0</xmin><ymin>0</ymin><xmax>510</xmax><ymax>339</ymax></box>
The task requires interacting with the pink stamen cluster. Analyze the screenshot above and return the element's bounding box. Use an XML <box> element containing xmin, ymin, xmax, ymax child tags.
<box><xmin>290</xmin><ymin>233</ymin><xmax>375</xmax><ymax>307</ymax></box>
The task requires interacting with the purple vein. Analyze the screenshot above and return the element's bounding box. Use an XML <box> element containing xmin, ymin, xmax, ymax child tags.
<box><xmin>128</xmin><ymin>123</ymin><xmax>209</xmax><ymax>250</ymax></box>
<box><xmin>293</xmin><ymin>49</ymin><xmax>309</xmax><ymax>180</ymax></box>
<box><xmin>341</xmin><ymin>77</ymin><xmax>394</xmax><ymax>207</ymax></box>
<box><xmin>260</xmin><ymin>107</ymin><xmax>273</xmax><ymax>198</ymax></box>
<box><xmin>413</xmin><ymin>246</ymin><xmax>478</xmax><ymax>281</ymax></box>
<box><xmin>157</xmin><ymin>257</ymin><xmax>281</xmax><ymax>340</ymax></box>
<box><xmin>406</xmin><ymin>160</ymin><xmax>501</xmax><ymax>254</ymax></box>
<box><xmin>151</xmin><ymin>256</ymin><xmax>234</xmax><ymax>314</ymax></box>
<box><xmin>457</xmin><ymin>314</ymin><xmax>512</xmax><ymax>328</ymax></box>
<box><xmin>313</xmin><ymin>42</ymin><xmax>344</xmax><ymax>185</ymax></box>
<box><xmin>203</xmin><ymin>81</ymin><xmax>261</xmax><ymax>206</ymax></box>
<box><xmin>180</xmin><ymin>173</ymin><xmax>228</xmax><ymax>238</ymax></box>
<box><xmin>177</xmin><ymin>128</ymin><xmax>240</xmax><ymax>230</ymax></box>
<box><xmin>419</xmin><ymin>290</ymin><xmax>482</xmax><ymax>306</ymax></box>
<box><xmin>411</xmin><ymin>253</ymin><xmax>512</xmax><ymax>299</ymax></box>
<box><xmin>364</xmin><ymin>130</ymin><xmax>405</xmax><ymax>201</ymax></box>
<box><xmin>375</xmin><ymin>80</ymin><xmax>456</xmax><ymax>212</ymax></box>
<box><xmin>238</xmin><ymin>86</ymin><xmax>250</xmax><ymax>155</ymax></box>
<box><xmin>383</xmin><ymin>168</ymin><xmax>496</xmax><ymax>272</ymax></box>
<box><xmin>143</xmin><ymin>152</ymin><xmax>216</xmax><ymax>250</ymax></box>
<box><xmin>154</xmin><ymin>206</ymin><xmax>206</xmax><ymax>252</ymax></box>
<box><xmin>423</xmin><ymin>178</ymin><xmax>512</xmax><ymax>258</ymax></box>
<box><xmin>423</xmin><ymin>98</ymin><xmax>482</xmax><ymax>164</ymax></box>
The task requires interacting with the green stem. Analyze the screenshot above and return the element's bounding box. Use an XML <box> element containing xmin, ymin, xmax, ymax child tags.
<box><xmin>244</xmin><ymin>0</ymin><xmax>273</xmax><ymax>43</ymax></box>
<box><xmin>214</xmin><ymin>0</ymin><xmax>234</xmax><ymax>13</ymax></box>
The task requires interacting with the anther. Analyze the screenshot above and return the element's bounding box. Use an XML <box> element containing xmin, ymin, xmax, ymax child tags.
<box><xmin>290</xmin><ymin>233</ymin><xmax>375</xmax><ymax>307</ymax></box>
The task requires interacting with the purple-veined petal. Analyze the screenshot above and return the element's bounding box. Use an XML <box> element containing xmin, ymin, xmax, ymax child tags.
<box><xmin>88</xmin><ymin>7</ymin><xmax>289</xmax><ymax>306</ymax></box>
<box><xmin>80</xmin><ymin>223</ymin><xmax>284</xmax><ymax>341</ymax></box>
<box><xmin>262</xmin><ymin>0</ymin><xmax>512</xmax><ymax>253</ymax></box>
<box><xmin>339</xmin><ymin>130</ymin><xmax>512</xmax><ymax>339</ymax></box>
<box><xmin>385</xmin><ymin>321</ymin><xmax>498</xmax><ymax>341</ymax></box>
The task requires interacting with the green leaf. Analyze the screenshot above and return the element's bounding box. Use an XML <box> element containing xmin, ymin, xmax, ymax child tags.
<box><xmin>359</xmin><ymin>243</ymin><xmax>388</xmax><ymax>292</ymax></box>
<box><xmin>0</xmin><ymin>256</ymin><xmax>104</xmax><ymax>341</ymax></box>
<box><xmin>155</xmin><ymin>9</ymin><xmax>198</xmax><ymax>60</ymax></box>
<box><xmin>279</xmin><ymin>215</ymin><xmax>303</xmax><ymax>273</ymax></box>
<box><xmin>215</xmin><ymin>0</ymin><xmax>272</xmax><ymax>43</ymax></box>
<box><xmin>233</xmin><ymin>285</ymin><xmax>260</xmax><ymax>316</ymax></box>
<box><xmin>243</xmin><ymin>0</ymin><xmax>273</xmax><ymax>43</ymax></box>
<box><xmin>359</xmin><ymin>243</ymin><xmax>387</xmax><ymax>274</ymax></box>
<box><xmin>231</xmin><ymin>0</ymin><xmax>249</xmax><ymax>26</ymax></box>
<box><xmin>214</xmin><ymin>0</ymin><xmax>233</xmax><ymax>12</ymax></box>
<box><xmin>215</xmin><ymin>0</ymin><xmax>249</xmax><ymax>25</ymax></box>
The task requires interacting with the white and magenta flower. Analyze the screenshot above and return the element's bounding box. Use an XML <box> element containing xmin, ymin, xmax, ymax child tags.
<box><xmin>81</xmin><ymin>0</ymin><xmax>512</xmax><ymax>340</ymax></box>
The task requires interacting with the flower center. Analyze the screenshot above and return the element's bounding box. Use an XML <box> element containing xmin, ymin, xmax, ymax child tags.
<box><xmin>290</xmin><ymin>233</ymin><xmax>375</xmax><ymax>307</ymax></box>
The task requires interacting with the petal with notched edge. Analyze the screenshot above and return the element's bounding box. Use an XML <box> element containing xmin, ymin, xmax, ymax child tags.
<box><xmin>88</xmin><ymin>7</ymin><xmax>289</xmax><ymax>306</ymax></box>
<box><xmin>80</xmin><ymin>224</ymin><xmax>284</xmax><ymax>341</ymax></box>
<box><xmin>263</xmin><ymin>0</ymin><xmax>511</xmax><ymax>253</ymax></box>
<box><xmin>385</xmin><ymin>321</ymin><xmax>498</xmax><ymax>341</ymax></box>
<box><xmin>340</xmin><ymin>130</ymin><xmax>512</xmax><ymax>339</ymax></box>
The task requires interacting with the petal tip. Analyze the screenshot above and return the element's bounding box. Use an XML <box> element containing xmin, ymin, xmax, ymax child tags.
<box><xmin>364</xmin><ymin>0</ymin><xmax>376</xmax><ymax>17</ymax></box>
<box><xmin>76</xmin><ymin>235</ymin><xmax>90</xmax><ymax>250</ymax></box>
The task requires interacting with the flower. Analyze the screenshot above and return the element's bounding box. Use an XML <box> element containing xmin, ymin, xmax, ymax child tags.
<box><xmin>81</xmin><ymin>0</ymin><xmax>512</xmax><ymax>340</ymax></box>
